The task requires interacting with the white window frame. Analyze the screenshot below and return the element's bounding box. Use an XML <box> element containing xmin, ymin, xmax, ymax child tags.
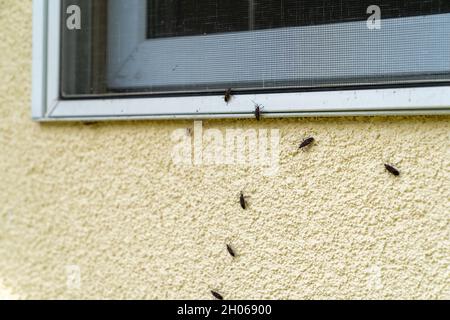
<box><xmin>32</xmin><ymin>0</ymin><xmax>450</xmax><ymax>121</ymax></box>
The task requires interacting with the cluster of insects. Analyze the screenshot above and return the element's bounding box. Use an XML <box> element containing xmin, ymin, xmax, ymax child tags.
<box><xmin>297</xmin><ymin>136</ymin><xmax>400</xmax><ymax>176</ymax></box>
<box><xmin>209</xmin><ymin>193</ymin><xmax>245</xmax><ymax>299</ymax></box>
<box><xmin>210</xmin><ymin>245</ymin><xmax>236</xmax><ymax>299</ymax></box>
<box><xmin>224</xmin><ymin>89</ymin><xmax>264</xmax><ymax>121</ymax></box>
<box><xmin>211</xmin><ymin>96</ymin><xmax>401</xmax><ymax>299</ymax></box>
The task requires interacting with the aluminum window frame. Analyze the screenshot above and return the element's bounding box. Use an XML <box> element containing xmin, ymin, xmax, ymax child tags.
<box><xmin>32</xmin><ymin>0</ymin><xmax>450</xmax><ymax>121</ymax></box>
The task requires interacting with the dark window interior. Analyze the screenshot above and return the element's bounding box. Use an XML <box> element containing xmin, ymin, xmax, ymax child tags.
<box><xmin>147</xmin><ymin>0</ymin><xmax>450</xmax><ymax>39</ymax></box>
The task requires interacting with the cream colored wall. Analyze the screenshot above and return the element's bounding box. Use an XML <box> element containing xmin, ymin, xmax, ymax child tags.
<box><xmin>0</xmin><ymin>0</ymin><xmax>449</xmax><ymax>300</ymax></box>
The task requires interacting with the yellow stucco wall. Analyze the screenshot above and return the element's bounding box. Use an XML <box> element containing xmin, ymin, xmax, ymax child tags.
<box><xmin>0</xmin><ymin>0</ymin><xmax>449</xmax><ymax>299</ymax></box>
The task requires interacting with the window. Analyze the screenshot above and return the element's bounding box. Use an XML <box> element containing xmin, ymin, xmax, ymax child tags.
<box><xmin>32</xmin><ymin>0</ymin><xmax>450</xmax><ymax>120</ymax></box>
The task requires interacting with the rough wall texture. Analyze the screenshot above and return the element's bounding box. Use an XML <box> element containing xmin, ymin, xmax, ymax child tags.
<box><xmin>0</xmin><ymin>0</ymin><xmax>449</xmax><ymax>299</ymax></box>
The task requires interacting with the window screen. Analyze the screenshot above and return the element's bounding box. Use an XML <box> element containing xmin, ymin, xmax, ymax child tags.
<box><xmin>60</xmin><ymin>0</ymin><xmax>450</xmax><ymax>97</ymax></box>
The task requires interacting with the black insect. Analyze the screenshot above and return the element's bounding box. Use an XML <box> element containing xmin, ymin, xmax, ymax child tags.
<box><xmin>239</xmin><ymin>192</ymin><xmax>247</xmax><ymax>210</ymax></box>
<box><xmin>384</xmin><ymin>164</ymin><xmax>400</xmax><ymax>176</ymax></box>
<box><xmin>226</xmin><ymin>244</ymin><xmax>236</xmax><ymax>257</ymax></box>
<box><xmin>211</xmin><ymin>290</ymin><xmax>224</xmax><ymax>300</ymax></box>
<box><xmin>251</xmin><ymin>100</ymin><xmax>264</xmax><ymax>121</ymax></box>
<box><xmin>224</xmin><ymin>88</ymin><xmax>233</xmax><ymax>104</ymax></box>
<box><xmin>299</xmin><ymin>137</ymin><xmax>315</xmax><ymax>149</ymax></box>
<box><xmin>254</xmin><ymin>104</ymin><xmax>262</xmax><ymax>121</ymax></box>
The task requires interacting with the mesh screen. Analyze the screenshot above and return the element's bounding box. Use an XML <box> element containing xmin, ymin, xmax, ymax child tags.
<box><xmin>147</xmin><ymin>0</ymin><xmax>450</xmax><ymax>38</ymax></box>
<box><xmin>60</xmin><ymin>0</ymin><xmax>450</xmax><ymax>97</ymax></box>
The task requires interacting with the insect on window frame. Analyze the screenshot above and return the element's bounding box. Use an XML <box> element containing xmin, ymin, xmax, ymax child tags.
<box><xmin>224</xmin><ymin>88</ymin><xmax>233</xmax><ymax>104</ymax></box>
<box><xmin>252</xmin><ymin>101</ymin><xmax>264</xmax><ymax>121</ymax></box>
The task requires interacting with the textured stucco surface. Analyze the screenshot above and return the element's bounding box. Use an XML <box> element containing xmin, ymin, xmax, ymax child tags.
<box><xmin>0</xmin><ymin>0</ymin><xmax>449</xmax><ymax>300</ymax></box>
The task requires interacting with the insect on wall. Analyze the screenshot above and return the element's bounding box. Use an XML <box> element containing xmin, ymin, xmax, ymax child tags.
<box><xmin>384</xmin><ymin>164</ymin><xmax>400</xmax><ymax>176</ymax></box>
<box><xmin>299</xmin><ymin>137</ymin><xmax>315</xmax><ymax>150</ymax></box>
<box><xmin>226</xmin><ymin>244</ymin><xmax>236</xmax><ymax>257</ymax></box>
